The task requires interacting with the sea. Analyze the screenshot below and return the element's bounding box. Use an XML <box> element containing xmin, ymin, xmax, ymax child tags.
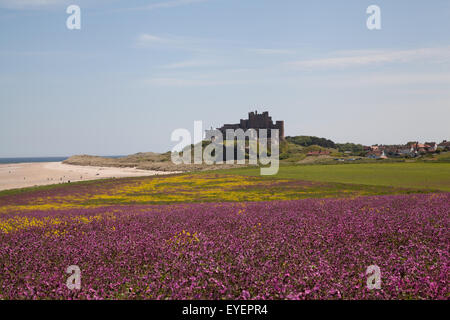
<box><xmin>0</xmin><ymin>156</ymin><xmax>124</xmax><ymax>164</ymax></box>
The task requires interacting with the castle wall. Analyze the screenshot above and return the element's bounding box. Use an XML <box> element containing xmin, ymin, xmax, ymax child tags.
<box><xmin>214</xmin><ymin>111</ymin><xmax>285</xmax><ymax>140</ymax></box>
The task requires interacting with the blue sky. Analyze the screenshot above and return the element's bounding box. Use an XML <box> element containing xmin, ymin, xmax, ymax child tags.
<box><xmin>0</xmin><ymin>0</ymin><xmax>449</xmax><ymax>157</ymax></box>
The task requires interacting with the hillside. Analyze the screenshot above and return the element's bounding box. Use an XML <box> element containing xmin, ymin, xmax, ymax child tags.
<box><xmin>63</xmin><ymin>151</ymin><xmax>248</xmax><ymax>172</ymax></box>
<box><xmin>63</xmin><ymin>137</ymin><xmax>333</xmax><ymax>170</ymax></box>
<box><xmin>64</xmin><ymin>136</ymin><xmax>448</xmax><ymax>171</ymax></box>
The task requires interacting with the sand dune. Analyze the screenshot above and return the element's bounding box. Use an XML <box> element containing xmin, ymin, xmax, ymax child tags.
<box><xmin>0</xmin><ymin>162</ymin><xmax>177</xmax><ymax>191</ymax></box>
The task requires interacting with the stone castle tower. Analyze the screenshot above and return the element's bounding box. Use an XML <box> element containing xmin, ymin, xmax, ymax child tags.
<box><xmin>211</xmin><ymin>111</ymin><xmax>284</xmax><ymax>140</ymax></box>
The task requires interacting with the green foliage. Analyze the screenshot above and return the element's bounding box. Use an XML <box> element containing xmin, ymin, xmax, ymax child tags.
<box><xmin>286</xmin><ymin>136</ymin><xmax>336</xmax><ymax>148</ymax></box>
<box><xmin>435</xmin><ymin>152</ymin><xmax>450</xmax><ymax>162</ymax></box>
<box><xmin>278</xmin><ymin>141</ymin><xmax>306</xmax><ymax>161</ymax></box>
<box><xmin>285</xmin><ymin>136</ymin><xmax>365</xmax><ymax>156</ymax></box>
<box><xmin>335</xmin><ymin>143</ymin><xmax>365</xmax><ymax>154</ymax></box>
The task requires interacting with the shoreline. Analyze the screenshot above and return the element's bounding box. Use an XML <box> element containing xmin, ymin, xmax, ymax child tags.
<box><xmin>0</xmin><ymin>162</ymin><xmax>178</xmax><ymax>192</ymax></box>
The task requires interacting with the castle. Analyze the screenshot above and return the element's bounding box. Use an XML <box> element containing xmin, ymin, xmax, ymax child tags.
<box><xmin>210</xmin><ymin>111</ymin><xmax>284</xmax><ymax>140</ymax></box>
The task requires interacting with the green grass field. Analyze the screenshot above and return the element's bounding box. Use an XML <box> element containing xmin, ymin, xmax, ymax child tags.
<box><xmin>1</xmin><ymin>162</ymin><xmax>448</xmax><ymax>203</ymax></box>
<box><xmin>212</xmin><ymin>162</ymin><xmax>450</xmax><ymax>191</ymax></box>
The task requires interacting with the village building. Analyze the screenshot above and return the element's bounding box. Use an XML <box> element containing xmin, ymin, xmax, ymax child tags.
<box><xmin>425</xmin><ymin>142</ymin><xmax>438</xmax><ymax>152</ymax></box>
<box><xmin>438</xmin><ymin>140</ymin><xmax>450</xmax><ymax>151</ymax></box>
<box><xmin>367</xmin><ymin>150</ymin><xmax>388</xmax><ymax>159</ymax></box>
<box><xmin>306</xmin><ymin>150</ymin><xmax>331</xmax><ymax>156</ymax></box>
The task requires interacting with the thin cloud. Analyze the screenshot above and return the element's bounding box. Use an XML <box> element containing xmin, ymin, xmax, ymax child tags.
<box><xmin>287</xmin><ymin>47</ymin><xmax>450</xmax><ymax>70</ymax></box>
<box><xmin>134</xmin><ymin>33</ymin><xmax>209</xmax><ymax>53</ymax></box>
<box><xmin>160</xmin><ymin>60</ymin><xmax>216</xmax><ymax>69</ymax></box>
<box><xmin>142</xmin><ymin>69</ymin><xmax>255</xmax><ymax>87</ymax></box>
<box><xmin>0</xmin><ymin>0</ymin><xmax>109</xmax><ymax>9</ymax></box>
<box><xmin>136</xmin><ymin>34</ymin><xmax>168</xmax><ymax>47</ymax></box>
<box><xmin>344</xmin><ymin>73</ymin><xmax>450</xmax><ymax>87</ymax></box>
<box><xmin>295</xmin><ymin>72</ymin><xmax>450</xmax><ymax>89</ymax></box>
<box><xmin>143</xmin><ymin>77</ymin><xmax>247</xmax><ymax>87</ymax></box>
<box><xmin>121</xmin><ymin>0</ymin><xmax>209</xmax><ymax>12</ymax></box>
<box><xmin>144</xmin><ymin>0</ymin><xmax>208</xmax><ymax>10</ymax></box>
<box><xmin>142</xmin><ymin>70</ymin><xmax>450</xmax><ymax>88</ymax></box>
<box><xmin>0</xmin><ymin>0</ymin><xmax>67</xmax><ymax>9</ymax></box>
<box><xmin>247</xmin><ymin>48</ymin><xmax>296</xmax><ymax>55</ymax></box>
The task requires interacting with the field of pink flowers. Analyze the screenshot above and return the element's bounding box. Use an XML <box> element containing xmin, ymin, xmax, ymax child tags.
<box><xmin>0</xmin><ymin>193</ymin><xmax>448</xmax><ymax>299</ymax></box>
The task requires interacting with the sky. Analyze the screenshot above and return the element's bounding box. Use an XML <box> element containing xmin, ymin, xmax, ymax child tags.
<box><xmin>0</xmin><ymin>0</ymin><xmax>449</xmax><ymax>157</ymax></box>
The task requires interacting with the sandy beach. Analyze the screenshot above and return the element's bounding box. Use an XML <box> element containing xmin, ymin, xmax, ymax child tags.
<box><xmin>0</xmin><ymin>162</ymin><xmax>176</xmax><ymax>191</ymax></box>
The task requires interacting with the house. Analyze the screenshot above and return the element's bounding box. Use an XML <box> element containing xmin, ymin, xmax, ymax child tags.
<box><xmin>438</xmin><ymin>140</ymin><xmax>450</xmax><ymax>151</ymax></box>
<box><xmin>424</xmin><ymin>142</ymin><xmax>437</xmax><ymax>152</ymax></box>
<box><xmin>412</xmin><ymin>143</ymin><xmax>437</xmax><ymax>153</ymax></box>
<box><xmin>397</xmin><ymin>146</ymin><xmax>415</xmax><ymax>157</ymax></box>
<box><xmin>367</xmin><ymin>150</ymin><xmax>387</xmax><ymax>159</ymax></box>
<box><xmin>417</xmin><ymin>147</ymin><xmax>427</xmax><ymax>154</ymax></box>
<box><xmin>384</xmin><ymin>145</ymin><xmax>403</xmax><ymax>157</ymax></box>
<box><xmin>306</xmin><ymin>150</ymin><xmax>331</xmax><ymax>156</ymax></box>
<box><xmin>407</xmin><ymin>142</ymin><xmax>420</xmax><ymax>151</ymax></box>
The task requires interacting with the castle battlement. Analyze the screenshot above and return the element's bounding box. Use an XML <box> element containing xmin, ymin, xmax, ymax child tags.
<box><xmin>211</xmin><ymin>111</ymin><xmax>284</xmax><ymax>140</ymax></box>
